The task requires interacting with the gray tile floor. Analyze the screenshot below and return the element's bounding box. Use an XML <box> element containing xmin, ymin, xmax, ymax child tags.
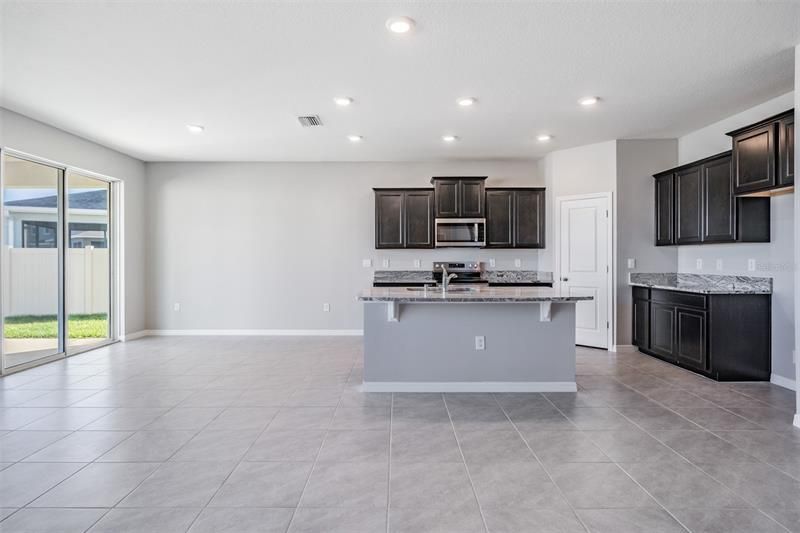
<box><xmin>0</xmin><ymin>336</ymin><xmax>798</xmax><ymax>532</ymax></box>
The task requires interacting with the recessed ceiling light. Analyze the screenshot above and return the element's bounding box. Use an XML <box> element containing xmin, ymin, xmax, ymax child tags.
<box><xmin>386</xmin><ymin>16</ymin><xmax>415</xmax><ymax>34</ymax></box>
<box><xmin>186</xmin><ymin>124</ymin><xmax>205</xmax><ymax>134</ymax></box>
<box><xmin>442</xmin><ymin>135</ymin><xmax>458</xmax><ymax>142</ymax></box>
<box><xmin>334</xmin><ymin>96</ymin><xmax>353</xmax><ymax>107</ymax></box>
<box><xmin>457</xmin><ymin>97</ymin><xmax>476</xmax><ymax>107</ymax></box>
<box><xmin>537</xmin><ymin>134</ymin><xmax>552</xmax><ymax>142</ymax></box>
<box><xmin>578</xmin><ymin>96</ymin><xmax>600</xmax><ymax>107</ymax></box>
<box><xmin>347</xmin><ymin>135</ymin><xmax>363</xmax><ymax>142</ymax></box>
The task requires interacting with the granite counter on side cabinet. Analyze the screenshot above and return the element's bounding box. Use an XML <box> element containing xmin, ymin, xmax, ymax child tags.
<box><xmin>372</xmin><ymin>269</ymin><xmax>553</xmax><ymax>286</ymax></box>
<box><xmin>628</xmin><ymin>273</ymin><xmax>772</xmax><ymax>294</ymax></box>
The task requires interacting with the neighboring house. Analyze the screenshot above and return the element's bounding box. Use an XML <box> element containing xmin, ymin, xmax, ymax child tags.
<box><xmin>3</xmin><ymin>190</ymin><xmax>108</xmax><ymax>248</ymax></box>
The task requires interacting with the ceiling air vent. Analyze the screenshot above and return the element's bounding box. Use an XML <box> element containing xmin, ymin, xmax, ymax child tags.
<box><xmin>297</xmin><ymin>115</ymin><xmax>323</xmax><ymax>127</ymax></box>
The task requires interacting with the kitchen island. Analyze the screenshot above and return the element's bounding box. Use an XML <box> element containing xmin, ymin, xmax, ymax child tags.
<box><xmin>358</xmin><ymin>286</ymin><xmax>592</xmax><ymax>392</ymax></box>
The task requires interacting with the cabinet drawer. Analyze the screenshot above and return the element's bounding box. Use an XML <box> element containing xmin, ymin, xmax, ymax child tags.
<box><xmin>632</xmin><ymin>286</ymin><xmax>650</xmax><ymax>301</ymax></box>
<box><xmin>651</xmin><ymin>289</ymin><xmax>707</xmax><ymax>309</ymax></box>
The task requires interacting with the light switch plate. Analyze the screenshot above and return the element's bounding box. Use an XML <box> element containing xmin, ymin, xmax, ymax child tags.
<box><xmin>489</xmin><ymin>258</ymin><xmax>496</xmax><ymax>268</ymax></box>
<box><xmin>382</xmin><ymin>258</ymin><xmax>390</xmax><ymax>268</ymax></box>
<box><xmin>514</xmin><ymin>258</ymin><xmax>522</xmax><ymax>268</ymax></box>
<box><xmin>173</xmin><ymin>303</ymin><xmax>180</xmax><ymax>312</ymax></box>
<box><xmin>695</xmin><ymin>258</ymin><xmax>703</xmax><ymax>270</ymax></box>
<box><xmin>362</xmin><ymin>259</ymin><xmax>372</xmax><ymax>268</ymax></box>
<box><xmin>322</xmin><ymin>303</ymin><xmax>330</xmax><ymax>312</ymax></box>
<box><xmin>748</xmin><ymin>259</ymin><xmax>756</xmax><ymax>272</ymax></box>
<box><xmin>627</xmin><ymin>258</ymin><xmax>635</xmax><ymax>269</ymax></box>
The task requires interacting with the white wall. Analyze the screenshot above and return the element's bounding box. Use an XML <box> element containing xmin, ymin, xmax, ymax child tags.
<box><xmin>676</xmin><ymin>92</ymin><xmax>796</xmax><ymax>384</ymax></box>
<box><xmin>616</xmin><ymin>140</ymin><xmax>679</xmax><ymax>346</ymax></box>
<box><xmin>144</xmin><ymin>160</ymin><xmax>541</xmax><ymax>331</ymax></box>
<box><xmin>0</xmin><ymin>108</ymin><xmax>148</xmax><ymax>336</ymax></box>
<box><xmin>794</xmin><ymin>45</ymin><xmax>799</xmax><ymax>421</ymax></box>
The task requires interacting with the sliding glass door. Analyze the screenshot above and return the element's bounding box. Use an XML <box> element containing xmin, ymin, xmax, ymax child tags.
<box><xmin>1</xmin><ymin>155</ymin><xmax>65</xmax><ymax>370</ymax></box>
<box><xmin>66</xmin><ymin>172</ymin><xmax>112</xmax><ymax>352</ymax></box>
<box><xmin>1</xmin><ymin>151</ymin><xmax>116</xmax><ymax>373</ymax></box>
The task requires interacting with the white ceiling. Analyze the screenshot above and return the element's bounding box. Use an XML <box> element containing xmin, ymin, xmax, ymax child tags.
<box><xmin>1</xmin><ymin>1</ymin><xmax>798</xmax><ymax>162</ymax></box>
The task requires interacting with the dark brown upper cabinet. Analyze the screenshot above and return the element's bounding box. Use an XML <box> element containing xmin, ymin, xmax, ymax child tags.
<box><xmin>727</xmin><ymin>109</ymin><xmax>794</xmax><ymax>195</ymax></box>
<box><xmin>653</xmin><ymin>152</ymin><xmax>769</xmax><ymax>246</ymax></box>
<box><xmin>485</xmin><ymin>188</ymin><xmax>545</xmax><ymax>249</ymax></box>
<box><xmin>373</xmin><ymin>188</ymin><xmax>434</xmax><ymax>249</ymax></box>
<box><xmin>675</xmin><ymin>165</ymin><xmax>703</xmax><ymax>244</ymax></box>
<box><xmin>431</xmin><ymin>177</ymin><xmax>486</xmax><ymax>218</ymax></box>
<box><xmin>654</xmin><ymin>172</ymin><xmax>675</xmax><ymax>245</ymax></box>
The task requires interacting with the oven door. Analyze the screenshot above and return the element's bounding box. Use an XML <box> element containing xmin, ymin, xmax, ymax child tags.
<box><xmin>435</xmin><ymin>218</ymin><xmax>486</xmax><ymax>247</ymax></box>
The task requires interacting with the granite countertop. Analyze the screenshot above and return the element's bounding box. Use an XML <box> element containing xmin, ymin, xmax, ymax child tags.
<box><xmin>372</xmin><ymin>270</ymin><xmax>553</xmax><ymax>285</ymax></box>
<box><xmin>359</xmin><ymin>286</ymin><xmax>592</xmax><ymax>303</ymax></box>
<box><xmin>629</xmin><ymin>273</ymin><xmax>772</xmax><ymax>294</ymax></box>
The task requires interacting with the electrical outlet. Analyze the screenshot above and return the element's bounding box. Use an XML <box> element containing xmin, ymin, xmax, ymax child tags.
<box><xmin>362</xmin><ymin>259</ymin><xmax>372</xmax><ymax>268</ymax></box>
<box><xmin>413</xmin><ymin>259</ymin><xmax>421</xmax><ymax>268</ymax></box>
<box><xmin>748</xmin><ymin>259</ymin><xmax>756</xmax><ymax>272</ymax></box>
<box><xmin>489</xmin><ymin>258</ymin><xmax>496</xmax><ymax>268</ymax></box>
<box><xmin>322</xmin><ymin>303</ymin><xmax>330</xmax><ymax>312</ymax></box>
<box><xmin>627</xmin><ymin>258</ymin><xmax>636</xmax><ymax>269</ymax></box>
<box><xmin>382</xmin><ymin>258</ymin><xmax>390</xmax><ymax>268</ymax></box>
<box><xmin>695</xmin><ymin>259</ymin><xmax>703</xmax><ymax>270</ymax></box>
<box><xmin>475</xmin><ymin>336</ymin><xmax>485</xmax><ymax>350</ymax></box>
<box><xmin>173</xmin><ymin>303</ymin><xmax>181</xmax><ymax>312</ymax></box>
<box><xmin>716</xmin><ymin>259</ymin><xmax>723</xmax><ymax>271</ymax></box>
<box><xmin>514</xmin><ymin>258</ymin><xmax>522</xmax><ymax>268</ymax></box>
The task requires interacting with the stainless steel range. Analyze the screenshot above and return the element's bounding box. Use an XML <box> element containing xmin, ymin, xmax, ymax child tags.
<box><xmin>432</xmin><ymin>261</ymin><xmax>486</xmax><ymax>285</ymax></box>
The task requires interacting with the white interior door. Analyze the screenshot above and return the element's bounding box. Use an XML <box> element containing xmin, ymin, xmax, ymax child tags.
<box><xmin>558</xmin><ymin>195</ymin><xmax>610</xmax><ymax>349</ymax></box>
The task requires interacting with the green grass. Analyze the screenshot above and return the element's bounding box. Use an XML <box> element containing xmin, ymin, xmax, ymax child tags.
<box><xmin>4</xmin><ymin>314</ymin><xmax>108</xmax><ymax>339</ymax></box>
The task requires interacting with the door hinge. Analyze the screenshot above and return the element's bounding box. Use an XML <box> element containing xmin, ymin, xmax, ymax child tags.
<box><xmin>606</xmin><ymin>321</ymin><xmax>609</xmax><ymax>329</ymax></box>
<box><xmin>606</xmin><ymin>265</ymin><xmax>609</xmax><ymax>273</ymax></box>
<box><xmin>605</xmin><ymin>210</ymin><xmax>609</xmax><ymax>218</ymax></box>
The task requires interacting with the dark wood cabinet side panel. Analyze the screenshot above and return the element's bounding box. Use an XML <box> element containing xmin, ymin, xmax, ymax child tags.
<box><xmin>375</xmin><ymin>191</ymin><xmax>404</xmax><ymax>248</ymax></box>
<box><xmin>654</xmin><ymin>174</ymin><xmax>674</xmax><ymax>246</ymax></box>
<box><xmin>515</xmin><ymin>189</ymin><xmax>545</xmax><ymax>248</ymax></box>
<box><xmin>780</xmin><ymin>115</ymin><xmax>794</xmax><ymax>187</ymax></box>
<box><xmin>708</xmin><ymin>294</ymin><xmax>771</xmax><ymax>381</ymax></box>
<box><xmin>485</xmin><ymin>190</ymin><xmax>513</xmax><ymax>247</ymax></box>
<box><xmin>404</xmin><ymin>190</ymin><xmax>434</xmax><ymax>248</ymax></box>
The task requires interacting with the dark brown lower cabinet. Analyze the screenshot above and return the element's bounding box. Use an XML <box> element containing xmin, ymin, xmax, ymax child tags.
<box><xmin>632</xmin><ymin>287</ymin><xmax>770</xmax><ymax>381</ymax></box>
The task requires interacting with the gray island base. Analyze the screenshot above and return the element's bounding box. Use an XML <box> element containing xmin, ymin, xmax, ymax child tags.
<box><xmin>359</xmin><ymin>287</ymin><xmax>592</xmax><ymax>393</ymax></box>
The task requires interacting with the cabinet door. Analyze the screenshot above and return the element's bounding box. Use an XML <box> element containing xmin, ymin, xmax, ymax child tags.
<box><xmin>632</xmin><ymin>298</ymin><xmax>650</xmax><ymax>349</ymax></box>
<box><xmin>675</xmin><ymin>165</ymin><xmax>703</xmax><ymax>244</ymax></box>
<box><xmin>485</xmin><ymin>190</ymin><xmax>513</xmax><ymax>247</ymax></box>
<box><xmin>779</xmin><ymin>114</ymin><xmax>794</xmax><ymax>187</ymax></box>
<box><xmin>375</xmin><ymin>191</ymin><xmax>404</xmax><ymax>248</ymax></box>
<box><xmin>460</xmin><ymin>179</ymin><xmax>485</xmax><ymax>217</ymax></box>
<box><xmin>676</xmin><ymin>308</ymin><xmax>707</xmax><ymax>372</ymax></box>
<box><xmin>654</xmin><ymin>174</ymin><xmax>674</xmax><ymax>246</ymax></box>
<box><xmin>702</xmin><ymin>155</ymin><xmax>736</xmax><ymax>243</ymax></box>
<box><xmin>404</xmin><ymin>190</ymin><xmax>434</xmax><ymax>248</ymax></box>
<box><xmin>732</xmin><ymin>123</ymin><xmax>776</xmax><ymax>193</ymax></box>
<box><xmin>649</xmin><ymin>303</ymin><xmax>675</xmax><ymax>360</ymax></box>
<box><xmin>515</xmin><ymin>189</ymin><xmax>545</xmax><ymax>248</ymax></box>
<box><xmin>434</xmin><ymin>179</ymin><xmax>460</xmax><ymax>218</ymax></box>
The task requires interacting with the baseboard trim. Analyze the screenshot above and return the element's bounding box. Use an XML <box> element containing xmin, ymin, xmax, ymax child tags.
<box><xmin>360</xmin><ymin>381</ymin><xmax>578</xmax><ymax>393</ymax></box>
<box><xmin>770</xmin><ymin>373</ymin><xmax>797</xmax><ymax>391</ymax></box>
<box><xmin>794</xmin><ymin>414</ymin><xmax>800</xmax><ymax>429</ymax></box>
<box><xmin>611</xmin><ymin>344</ymin><xmax>637</xmax><ymax>353</ymax></box>
<box><xmin>120</xmin><ymin>330</ymin><xmax>149</xmax><ymax>341</ymax></box>
<box><xmin>143</xmin><ymin>329</ymin><xmax>364</xmax><ymax>337</ymax></box>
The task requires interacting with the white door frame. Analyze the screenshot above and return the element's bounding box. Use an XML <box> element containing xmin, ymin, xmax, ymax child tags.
<box><xmin>554</xmin><ymin>192</ymin><xmax>614</xmax><ymax>351</ymax></box>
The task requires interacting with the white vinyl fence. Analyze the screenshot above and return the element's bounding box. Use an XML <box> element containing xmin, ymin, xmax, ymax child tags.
<box><xmin>1</xmin><ymin>247</ymin><xmax>109</xmax><ymax>316</ymax></box>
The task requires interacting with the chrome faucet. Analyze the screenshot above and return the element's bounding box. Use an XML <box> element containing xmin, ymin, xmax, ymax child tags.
<box><xmin>441</xmin><ymin>265</ymin><xmax>458</xmax><ymax>292</ymax></box>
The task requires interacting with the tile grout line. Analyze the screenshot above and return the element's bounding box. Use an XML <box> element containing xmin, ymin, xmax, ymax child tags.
<box><xmin>385</xmin><ymin>392</ymin><xmax>393</xmax><ymax>533</ymax></box>
<box><xmin>442</xmin><ymin>393</ymin><xmax>490</xmax><ymax>533</ymax></box>
<box><xmin>500</xmin><ymin>393</ymin><xmax>592</xmax><ymax>533</ymax></box>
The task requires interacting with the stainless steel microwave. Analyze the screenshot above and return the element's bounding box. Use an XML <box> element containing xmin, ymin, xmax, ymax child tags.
<box><xmin>434</xmin><ymin>218</ymin><xmax>486</xmax><ymax>247</ymax></box>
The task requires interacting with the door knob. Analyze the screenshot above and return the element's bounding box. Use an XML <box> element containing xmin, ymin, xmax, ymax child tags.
<box><xmin>561</xmin><ymin>277</ymin><xmax>569</xmax><ymax>282</ymax></box>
